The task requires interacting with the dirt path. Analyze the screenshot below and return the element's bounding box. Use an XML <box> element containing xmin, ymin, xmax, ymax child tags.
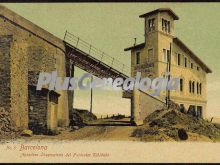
<box><xmin>22</xmin><ymin>118</ymin><xmax>139</xmax><ymax>141</ymax></box>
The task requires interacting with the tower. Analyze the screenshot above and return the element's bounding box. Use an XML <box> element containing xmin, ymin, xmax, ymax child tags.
<box><xmin>127</xmin><ymin>8</ymin><xmax>179</xmax><ymax>79</ymax></box>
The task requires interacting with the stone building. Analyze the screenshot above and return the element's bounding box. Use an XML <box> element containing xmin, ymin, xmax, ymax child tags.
<box><xmin>0</xmin><ymin>5</ymin><xmax>73</xmax><ymax>133</ymax></box>
<box><xmin>125</xmin><ymin>8</ymin><xmax>212</xmax><ymax>125</ymax></box>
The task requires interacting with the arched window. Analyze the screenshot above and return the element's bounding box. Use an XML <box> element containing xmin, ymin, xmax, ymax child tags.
<box><xmin>197</xmin><ymin>82</ymin><xmax>199</xmax><ymax>94</ymax></box>
<box><xmin>199</xmin><ymin>83</ymin><xmax>202</xmax><ymax>95</ymax></box>
<box><xmin>189</xmin><ymin>81</ymin><xmax>191</xmax><ymax>93</ymax></box>
<box><xmin>192</xmin><ymin>81</ymin><xmax>195</xmax><ymax>93</ymax></box>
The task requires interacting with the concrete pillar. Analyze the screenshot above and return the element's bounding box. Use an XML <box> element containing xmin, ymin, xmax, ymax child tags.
<box><xmin>130</xmin><ymin>97</ymin><xmax>134</xmax><ymax>123</ymax></box>
<box><xmin>133</xmin><ymin>89</ymin><xmax>144</xmax><ymax>125</ymax></box>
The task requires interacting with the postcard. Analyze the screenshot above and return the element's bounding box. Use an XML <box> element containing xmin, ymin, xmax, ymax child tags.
<box><xmin>0</xmin><ymin>2</ymin><xmax>220</xmax><ymax>163</ymax></box>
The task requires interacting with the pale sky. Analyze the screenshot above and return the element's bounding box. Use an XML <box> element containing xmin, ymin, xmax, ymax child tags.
<box><xmin>3</xmin><ymin>3</ymin><xmax>220</xmax><ymax>117</ymax></box>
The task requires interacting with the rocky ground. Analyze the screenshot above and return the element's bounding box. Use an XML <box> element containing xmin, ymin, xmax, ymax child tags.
<box><xmin>131</xmin><ymin>108</ymin><xmax>220</xmax><ymax>142</ymax></box>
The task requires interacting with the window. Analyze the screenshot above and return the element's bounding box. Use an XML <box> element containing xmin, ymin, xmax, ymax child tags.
<box><xmin>165</xmin><ymin>21</ymin><xmax>167</xmax><ymax>31</ymax></box>
<box><xmin>197</xmin><ymin>82</ymin><xmax>199</xmax><ymax>94</ymax></box>
<box><xmin>180</xmin><ymin>78</ymin><xmax>183</xmax><ymax>92</ymax></box>
<box><xmin>180</xmin><ymin>104</ymin><xmax>185</xmax><ymax>113</ymax></box>
<box><xmin>184</xmin><ymin>57</ymin><xmax>187</xmax><ymax>67</ymax></box>
<box><xmin>167</xmin><ymin>50</ymin><xmax>170</xmax><ymax>63</ymax></box>
<box><xmin>199</xmin><ymin>83</ymin><xmax>202</xmax><ymax>95</ymax></box>
<box><xmin>162</xmin><ymin>18</ymin><xmax>170</xmax><ymax>33</ymax></box>
<box><xmin>148</xmin><ymin>49</ymin><xmax>154</xmax><ymax>62</ymax></box>
<box><xmin>148</xmin><ymin>18</ymin><xmax>155</xmax><ymax>31</ymax></box>
<box><xmin>191</xmin><ymin>63</ymin><xmax>193</xmax><ymax>69</ymax></box>
<box><xmin>197</xmin><ymin>66</ymin><xmax>200</xmax><ymax>71</ymax></box>
<box><xmin>192</xmin><ymin>81</ymin><xmax>195</xmax><ymax>93</ymax></box>
<box><xmin>167</xmin><ymin>21</ymin><xmax>170</xmax><ymax>33</ymax></box>
<box><xmin>197</xmin><ymin>106</ymin><xmax>203</xmax><ymax>118</ymax></box>
<box><xmin>189</xmin><ymin>81</ymin><xmax>192</xmax><ymax>93</ymax></box>
<box><xmin>174</xmin><ymin>53</ymin><xmax>178</xmax><ymax>65</ymax></box>
<box><xmin>177</xmin><ymin>54</ymin><xmax>181</xmax><ymax>65</ymax></box>
<box><xmin>136</xmin><ymin>52</ymin><xmax>140</xmax><ymax>65</ymax></box>
<box><xmin>188</xmin><ymin>105</ymin><xmax>196</xmax><ymax>117</ymax></box>
<box><xmin>163</xmin><ymin>49</ymin><xmax>166</xmax><ymax>62</ymax></box>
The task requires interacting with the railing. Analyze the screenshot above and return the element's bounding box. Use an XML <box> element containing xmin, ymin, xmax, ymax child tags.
<box><xmin>64</xmin><ymin>31</ymin><xmax>130</xmax><ymax>76</ymax></box>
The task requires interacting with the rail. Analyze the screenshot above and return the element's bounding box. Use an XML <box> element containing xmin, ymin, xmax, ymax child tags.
<box><xmin>64</xmin><ymin>31</ymin><xmax>130</xmax><ymax>76</ymax></box>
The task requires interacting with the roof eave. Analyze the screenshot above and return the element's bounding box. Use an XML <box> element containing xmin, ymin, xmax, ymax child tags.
<box><xmin>139</xmin><ymin>8</ymin><xmax>179</xmax><ymax>20</ymax></box>
<box><xmin>124</xmin><ymin>43</ymin><xmax>145</xmax><ymax>52</ymax></box>
<box><xmin>173</xmin><ymin>37</ymin><xmax>212</xmax><ymax>74</ymax></box>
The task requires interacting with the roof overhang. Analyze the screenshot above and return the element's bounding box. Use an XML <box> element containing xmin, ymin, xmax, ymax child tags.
<box><xmin>173</xmin><ymin>37</ymin><xmax>212</xmax><ymax>73</ymax></box>
<box><xmin>124</xmin><ymin>43</ymin><xmax>145</xmax><ymax>52</ymax></box>
<box><xmin>139</xmin><ymin>8</ymin><xmax>179</xmax><ymax>20</ymax></box>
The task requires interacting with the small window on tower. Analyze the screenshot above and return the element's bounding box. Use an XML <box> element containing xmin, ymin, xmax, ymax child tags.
<box><xmin>162</xmin><ymin>19</ymin><xmax>165</xmax><ymax>31</ymax></box>
<box><xmin>152</xmin><ymin>18</ymin><xmax>155</xmax><ymax>29</ymax></box>
<box><xmin>164</xmin><ymin>20</ymin><xmax>168</xmax><ymax>32</ymax></box>
<box><xmin>162</xmin><ymin>18</ymin><xmax>171</xmax><ymax>33</ymax></box>
<box><xmin>191</xmin><ymin>63</ymin><xmax>193</xmax><ymax>69</ymax></box>
<box><xmin>136</xmin><ymin>52</ymin><xmax>140</xmax><ymax>65</ymax></box>
<box><xmin>167</xmin><ymin>21</ymin><xmax>170</xmax><ymax>33</ymax></box>
<box><xmin>148</xmin><ymin>18</ymin><xmax>155</xmax><ymax>31</ymax></box>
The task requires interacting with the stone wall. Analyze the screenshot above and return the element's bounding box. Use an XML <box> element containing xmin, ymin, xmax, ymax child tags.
<box><xmin>0</xmin><ymin>35</ymin><xmax>12</xmax><ymax>114</ymax></box>
<box><xmin>28</xmin><ymin>85</ymin><xmax>48</xmax><ymax>134</ymax></box>
<box><xmin>0</xmin><ymin>5</ymin><xmax>71</xmax><ymax>130</ymax></box>
<box><xmin>0</xmin><ymin>35</ymin><xmax>17</xmax><ymax>136</ymax></box>
<box><xmin>10</xmin><ymin>36</ymin><xmax>28</xmax><ymax>130</ymax></box>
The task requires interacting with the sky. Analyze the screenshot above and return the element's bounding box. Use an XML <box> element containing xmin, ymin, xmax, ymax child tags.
<box><xmin>2</xmin><ymin>3</ymin><xmax>220</xmax><ymax>117</ymax></box>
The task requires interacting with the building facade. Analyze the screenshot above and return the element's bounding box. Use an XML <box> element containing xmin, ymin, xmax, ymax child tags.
<box><xmin>125</xmin><ymin>8</ymin><xmax>212</xmax><ymax>125</ymax></box>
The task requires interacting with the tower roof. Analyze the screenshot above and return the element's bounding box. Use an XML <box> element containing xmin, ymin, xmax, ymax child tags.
<box><xmin>139</xmin><ymin>8</ymin><xmax>179</xmax><ymax>20</ymax></box>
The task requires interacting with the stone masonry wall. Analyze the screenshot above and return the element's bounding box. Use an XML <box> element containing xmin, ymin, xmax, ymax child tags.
<box><xmin>0</xmin><ymin>7</ymin><xmax>70</xmax><ymax>129</ymax></box>
<box><xmin>0</xmin><ymin>35</ymin><xmax>12</xmax><ymax>113</ymax></box>
<box><xmin>10</xmin><ymin>37</ymin><xmax>28</xmax><ymax>129</ymax></box>
<box><xmin>0</xmin><ymin>35</ymin><xmax>18</xmax><ymax>136</ymax></box>
<box><xmin>28</xmin><ymin>85</ymin><xmax>48</xmax><ymax>134</ymax></box>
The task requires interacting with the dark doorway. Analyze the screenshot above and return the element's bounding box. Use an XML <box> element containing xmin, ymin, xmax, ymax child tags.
<box><xmin>187</xmin><ymin>105</ymin><xmax>196</xmax><ymax>117</ymax></box>
<box><xmin>197</xmin><ymin>106</ymin><xmax>203</xmax><ymax>118</ymax></box>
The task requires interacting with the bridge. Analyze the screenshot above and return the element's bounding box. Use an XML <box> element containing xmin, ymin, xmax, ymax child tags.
<box><xmin>64</xmin><ymin>31</ymin><xmax>130</xmax><ymax>80</ymax></box>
